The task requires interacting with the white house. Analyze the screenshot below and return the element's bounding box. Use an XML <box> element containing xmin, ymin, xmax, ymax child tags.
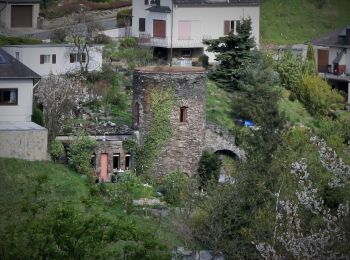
<box><xmin>311</xmin><ymin>26</ymin><xmax>350</xmax><ymax>103</ymax></box>
<box><xmin>0</xmin><ymin>0</ymin><xmax>40</xmax><ymax>29</ymax></box>
<box><xmin>0</xmin><ymin>48</ymin><xmax>47</xmax><ymax>161</ymax></box>
<box><xmin>2</xmin><ymin>44</ymin><xmax>103</xmax><ymax>77</ymax></box>
<box><xmin>132</xmin><ymin>0</ymin><xmax>260</xmax><ymax>63</ymax></box>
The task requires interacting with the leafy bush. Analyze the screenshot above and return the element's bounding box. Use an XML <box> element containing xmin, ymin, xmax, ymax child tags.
<box><xmin>119</xmin><ymin>37</ymin><xmax>137</xmax><ymax>48</ymax></box>
<box><xmin>199</xmin><ymin>54</ymin><xmax>209</xmax><ymax>69</ymax></box>
<box><xmin>93</xmin><ymin>34</ymin><xmax>111</xmax><ymax>44</ymax></box>
<box><xmin>299</xmin><ymin>75</ymin><xmax>344</xmax><ymax>116</ymax></box>
<box><xmin>112</xmin><ymin>171</ymin><xmax>144</xmax><ymax>213</ymax></box>
<box><xmin>68</xmin><ymin>134</ymin><xmax>97</xmax><ymax>177</ymax></box>
<box><xmin>0</xmin><ymin>35</ymin><xmax>41</xmax><ymax>45</ymax></box>
<box><xmin>116</xmin><ymin>8</ymin><xmax>132</xmax><ymax>28</ymax></box>
<box><xmin>49</xmin><ymin>140</ymin><xmax>65</xmax><ymax>162</ymax></box>
<box><xmin>197</xmin><ymin>150</ymin><xmax>222</xmax><ymax>189</ymax></box>
<box><xmin>32</xmin><ymin>105</ymin><xmax>43</xmax><ymax>126</ymax></box>
<box><xmin>163</xmin><ymin>171</ymin><xmax>189</xmax><ymax>206</ymax></box>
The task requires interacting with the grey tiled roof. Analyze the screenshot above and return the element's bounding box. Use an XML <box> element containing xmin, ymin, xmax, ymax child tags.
<box><xmin>0</xmin><ymin>48</ymin><xmax>40</xmax><ymax>79</ymax></box>
<box><xmin>173</xmin><ymin>0</ymin><xmax>260</xmax><ymax>6</ymax></box>
<box><xmin>0</xmin><ymin>0</ymin><xmax>40</xmax><ymax>3</ymax></box>
<box><xmin>146</xmin><ymin>5</ymin><xmax>171</xmax><ymax>13</ymax></box>
<box><xmin>311</xmin><ymin>26</ymin><xmax>350</xmax><ymax>47</ymax></box>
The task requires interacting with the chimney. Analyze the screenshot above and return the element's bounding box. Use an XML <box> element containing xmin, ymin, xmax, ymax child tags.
<box><xmin>346</xmin><ymin>28</ymin><xmax>350</xmax><ymax>45</ymax></box>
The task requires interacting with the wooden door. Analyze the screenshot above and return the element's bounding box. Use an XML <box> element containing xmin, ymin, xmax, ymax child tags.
<box><xmin>317</xmin><ymin>49</ymin><xmax>329</xmax><ymax>73</ymax></box>
<box><xmin>100</xmin><ymin>154</ymin><xmax>108</xmax><ymax>182</ymax></box>
<box><xmin>153</xmin><ymin>20</ymin><xmax>166</xmax><ymax>38</ymax></box>
<box><xmin>11</xmin><ymin>5</ymin><xmax>33</xmax><ymax>28</ymax></box>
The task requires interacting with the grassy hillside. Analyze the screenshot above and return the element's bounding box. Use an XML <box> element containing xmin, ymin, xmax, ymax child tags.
<box><xmin>0</xmin><ymin>158</ymin><xmax>183</xmax><ymax>258</ymax></box>
<box><xmin>261</xmin><ymin>0</ymin><xmax>350</xmax><ymax>44</ymax></box>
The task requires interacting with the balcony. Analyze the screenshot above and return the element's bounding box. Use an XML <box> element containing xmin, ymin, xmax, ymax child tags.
<box><xmin>137</xmin><ymin>33</ymin><xmax>206</xmax><ymax>48</ymax></box>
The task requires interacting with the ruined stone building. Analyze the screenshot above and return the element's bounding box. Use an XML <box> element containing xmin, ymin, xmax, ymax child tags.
<box><xmin>58</xmin><ymin>66</ymin><xmax>243</xmax><ymax>182</ymax></box>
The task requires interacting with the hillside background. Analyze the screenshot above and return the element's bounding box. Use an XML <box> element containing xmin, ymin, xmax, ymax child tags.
<box><xmin>261</xmin><ymin>0</ymin><xmax>350</xmax><ymax>45</ymax></box>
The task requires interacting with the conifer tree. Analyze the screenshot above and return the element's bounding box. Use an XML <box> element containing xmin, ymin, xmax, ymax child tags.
<box><xmin>204</xmin><ymin>17</ymin><xmax>256</xmax><ymax>91</ymax></box>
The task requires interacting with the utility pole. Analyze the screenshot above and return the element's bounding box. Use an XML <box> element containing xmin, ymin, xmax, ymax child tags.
<box><xmin>170</xmin><ymin>0</ymin><xmax>174</xmax><ymax>66</ymax></box>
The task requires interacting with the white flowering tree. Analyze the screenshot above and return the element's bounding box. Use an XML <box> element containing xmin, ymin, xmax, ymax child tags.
<box><xmin>35</xmin><ymin>73</ymin><xmax>85</xmax><ymax>140</ymax></box>
<box><xmin>255</xmin><ymin>136</ymin><xmax>350</xmax><ymax>259</ymax></box>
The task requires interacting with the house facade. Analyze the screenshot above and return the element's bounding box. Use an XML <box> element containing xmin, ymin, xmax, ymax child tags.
<box><xmin>0</xmin><ymin>48</ymin><xmax>47</xmax><ymax>161</ymax></box>
<box><xmin>0</xmin><ymin>0</ymin><xmax>40</xmax><ymax>29</ymax></box>
<box><xmin>2</xmin><ymin>44</ymin><xmax>103</xmax><ymax>77</ymax></box>
<box><xmin>132</xmin><ymin>0</ymin><xmax>260</xmax><ymax>63</ymax></box>
<box><xmin>311</xmin><ymin>27</ymin><xmax>350</xmax><ymax>103</ymax></box>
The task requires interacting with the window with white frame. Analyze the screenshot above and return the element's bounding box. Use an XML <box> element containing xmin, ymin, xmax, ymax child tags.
<box><xmin>40</xmin><ymin>54</ymin><xmax>50</xmax><ymax>64</ymax></box>
<box><xmin>70</xmin><ymin>53</ymin><xmax>87</xmax><ymax>63</ymax></box>
<box><xmin>224</xmin><ymin>20</ymin><xmax>241</xmax><ymax>35</ymax></box>
<box><xmin>0</xmin><ymin>89</ymin><xmax>18</xmax><ymax>105</ymax></box>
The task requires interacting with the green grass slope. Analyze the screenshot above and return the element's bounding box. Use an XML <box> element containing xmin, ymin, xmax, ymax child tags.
<box><xmin>0</xmin><ymin>158</ymin><xmax>181</xmax><ymax>258</ymax></box>
<box><xmin>261</xmin><ymin>0</ymin><xmax>350</xmax><ymax>44</ymax></box>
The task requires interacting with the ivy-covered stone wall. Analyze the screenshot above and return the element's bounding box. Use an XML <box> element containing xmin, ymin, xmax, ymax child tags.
<box><xmin>133</xmin><ymin>67</ymin><xmax>207</xmax><ymax>177</ymax></box>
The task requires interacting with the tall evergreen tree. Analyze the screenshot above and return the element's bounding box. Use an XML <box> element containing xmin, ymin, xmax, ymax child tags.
<box><xmin>204</xmin><ymin>17</ymin><xmax>256</xmax><ymax>91</ymax></box>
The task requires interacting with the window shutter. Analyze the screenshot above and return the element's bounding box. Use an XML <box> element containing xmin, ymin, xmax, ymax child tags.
<box><xmin>52</xmin><ymin>54</ymin><xmax>56</xmax><ymax>64</ymax></box>
<box><xmin>224</xmin><ymin>20</ymin><xmax>230</xmax><ymax>35</ymax></box>
<box><xmin>40</xmin><ymin>55</ymin><xmax>44</xmax><ymax>64</ymax></box>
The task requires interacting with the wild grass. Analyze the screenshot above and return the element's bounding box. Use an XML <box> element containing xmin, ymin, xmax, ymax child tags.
<box><xmin>278</xmin><ymin>89</ymin><xmax>314</xmax><ymax>127</ymax></box>
<box><xmin>0</xmin><ymin>158</ymin><xmax>185</xmax><ymax>253</ymax></box>
<box><xmin>261</xmin><ymin>0</ymin><xmax>350</xmax><ymax>44</ymax></box>
<box><xmin>206</xmin><ymin>80</ymin><xmax>235</xmax><ymax>130</ymax></box>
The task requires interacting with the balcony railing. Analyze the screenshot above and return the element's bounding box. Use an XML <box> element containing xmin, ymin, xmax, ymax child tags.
<box><xmin>138</xmin><ymin>33</ymin><xmax>208</xmax><ymax>48</ymax></box>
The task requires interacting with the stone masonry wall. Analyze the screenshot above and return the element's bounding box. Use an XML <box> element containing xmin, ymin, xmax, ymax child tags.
<box><xmin>0</xmin><ymin>129</ymin><xmax>48</xmax><ymax>161</ymax></box>
<box><xmin>133</xmin><ymin>67</ymin><xmax>207</xmax><ymax>177</ymax></box>
<box><xmin>204</xmin><ymin>124</ymin><xmax>245</xmax><ymax>159</ymax></box>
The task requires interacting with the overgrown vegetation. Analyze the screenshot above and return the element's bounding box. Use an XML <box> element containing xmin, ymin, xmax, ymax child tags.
<box><xmin>0</xmin><ymin>35</ymin><xmax>42</xmax><ymax>46</ymax></box>
<box><xmin>136</xmin><ymin>87</ymin><xmax>174</xmax><ymax>182</ymax></box>
<box><xmin>261</xmin><ymin>0</ymin><xmax>350</xmax><ymax>44</ymax></box>
<box><xmin>0</xmin><ymin>158</ymin><xmax>171</xmax><ymax>259</ymax></box>
<box><xmin>68</xmin><ymin>134</ymin><xmax>98</xmax><ymax>178</ymax></box>
<box><xmin>162</xmin><ymin>171</ymin><xmax>190</xmax><ymax>206</ymax></box>
<box><xmin>183</xmin><ymin>16</ymin><xmax>350</xmax><ymax>258</ymax></box>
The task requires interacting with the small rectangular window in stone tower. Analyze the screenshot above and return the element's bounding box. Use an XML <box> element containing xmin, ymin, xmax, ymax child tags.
<box><xmin>180</xmin><ymin>107</ymin><xmax>188</xmax><ymax>122</ymax></box>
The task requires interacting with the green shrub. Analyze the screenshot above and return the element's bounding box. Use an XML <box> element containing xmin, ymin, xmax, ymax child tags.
<box><xmin>116</xmin><ymin>8</ymin><xmax>132</xmax><ymax>28</ymax></box>
<box><xmin>299</xmin><ymin>75</ymin><xmax>344</xmax><ymax>116</ymax></box>
<box><xmin>163</xmin><ymin>171</ymin><xmax>189</xmax><ymax>206</ymax></box>
<box><xmin>197</xmin><ymin>150</ymin><xmax>222</xmax><ymax>189</ymax></box>
<box><xmin>49</xmin><ymin>140</ymin><xmax>65</xmax><ymax>162</ymax></box>
<box><xmin>68</xmin><ymin>134</ymin><xmax>97</xmax><ymax>177</ymax></box>
<box><xmin>119</xmin><ymin>36</ymin><xmax>137</xmax><ymax>48</ymax></box>
<box><xmin>32</xmin><ymin>105</ymin><xmax>43</xmax><ymax>126</ymax></box>
<box><xmin>114</xmin><ymin>171</ymin><xmax>143</xmax><ymax>213</ymax></box>
<box><xmin>199</xmin><ymin>54</ymin><xmax>209</xmax><ymax>69</ymax></box>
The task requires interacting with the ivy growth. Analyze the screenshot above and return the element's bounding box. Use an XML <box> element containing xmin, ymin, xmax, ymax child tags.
<box><xmin>136</xmin><ymin>87</ymin><xmax>174</xmax><ymax>182</ymax></box>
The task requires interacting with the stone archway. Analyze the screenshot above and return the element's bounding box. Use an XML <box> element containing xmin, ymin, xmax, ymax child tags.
<box><xmin>204</xmin><ymin>124</ymin><xmax>245</xmax><ymax>160</ymax></box>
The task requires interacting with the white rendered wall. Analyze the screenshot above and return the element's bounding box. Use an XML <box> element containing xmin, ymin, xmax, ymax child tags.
<box><xmin>3</xmin><ymin>45</ymin><xmax>103</xmax><ymax>77</ymax></box>
<box><xmin>346</xmin><ymin>48</ymin><xmax>350</xmax><ymax>74</ymax></box>
<box><xmin>0</xmin><ymin>79</ymin><xmax>33</xmax><ymax>122</ymax></box>
<box><xmin>132</xmin><ymin>1</ymin><xmax>260</xmax><ymax>62</ymax></box>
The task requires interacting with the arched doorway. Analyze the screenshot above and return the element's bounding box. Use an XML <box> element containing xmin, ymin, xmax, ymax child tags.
<box><xmin>214</xmin><ymin>149</ymin><xmax>239</xmax><ymax>184</ymax></box>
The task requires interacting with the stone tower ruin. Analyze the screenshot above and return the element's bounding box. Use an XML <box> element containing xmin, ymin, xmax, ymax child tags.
<box><xmin>132</xmin><ymin>66</ymin><xmax>207</xmax><ymax>177</ymax></box>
